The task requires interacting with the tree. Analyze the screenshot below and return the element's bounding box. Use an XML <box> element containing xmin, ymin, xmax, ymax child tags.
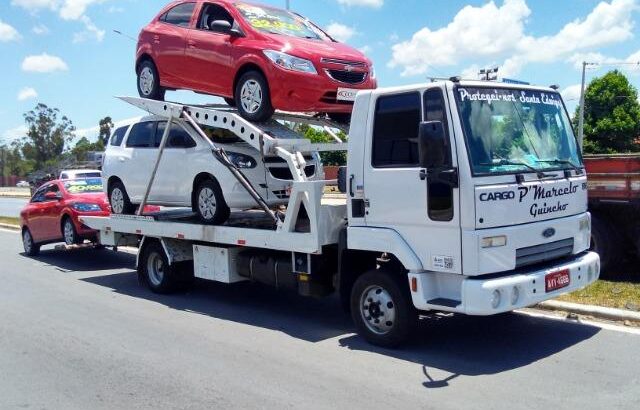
<box><xmin>575</xmin><ymin>70</ymin><xmax>640</xmax><ymax>154</ymax></box>
<box><xmin>71</xmin><ymin>136</ymin><xmax>104</xmax><ymax>162</ymax></box>
<box><xmin>98</xmin><ymin>116</ymin><xmax>114</xmax><ymax>146</ymax></box>
<box><xmin>20</xmin><ymin>103</ymin><xmax>76</xmax><ymax>169</ymax></box>
<box><xmin>294</xmin><ymin>123</ymin><xmax>348</xmax><ymax>166</ymax></box>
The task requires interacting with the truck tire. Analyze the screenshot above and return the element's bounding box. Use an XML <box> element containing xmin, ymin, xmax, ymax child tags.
<box><xmin>137</xmin><ymin>60</ymin><xmax>165</xmax><ymax>101</ymax></box>
<box><xmin>350</xmin><ymin>269</ymin><xmax>418</xmax><ymax>348</ymax></box>
<box><xmin>193</xmin><ymin>178</ymin><xmax>230</xmax><ymax>225</ymax></box>
<box><xmin>235</xmin><ymin>70</ymin><xmax>274</xmax><ymax>122</ymax></box>
<box><xmin>591</xmin><ymin>215</ymin><xmax>616</xmax><ymax>273</ymax></box>
<box><xmin>140</xmin><ymin>241</ymin><xmax>180</xmax><ymax>294</ymax></box>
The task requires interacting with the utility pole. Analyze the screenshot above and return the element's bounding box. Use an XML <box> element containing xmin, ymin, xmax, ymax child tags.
<box><xmin>577</xmin><ymin>62</ymin><xmax>589</xmax><ymax>150</ymax></box>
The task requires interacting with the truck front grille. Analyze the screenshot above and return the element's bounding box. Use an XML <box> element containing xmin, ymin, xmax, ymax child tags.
<box><xmin>515</xmin><ymin>238</ymin><xmax>574</xmax><ymax>268</ymax></box>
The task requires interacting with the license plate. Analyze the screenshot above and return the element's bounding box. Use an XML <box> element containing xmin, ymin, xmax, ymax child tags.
<box><xmin>336</xmin><ymin>88</ymin><xmax>359</xmax><ymax>102</ymax></box>
<box><xmin>545</xmin><ymin>269</ymin><xmax>570</xmax><ymax>293</ymax></box>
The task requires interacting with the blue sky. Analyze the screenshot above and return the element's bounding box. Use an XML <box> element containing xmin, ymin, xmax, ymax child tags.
<box><xmin>1</xmin><ymin>0</ymin><xmax>639</xmax><ymax>144</ymax></box>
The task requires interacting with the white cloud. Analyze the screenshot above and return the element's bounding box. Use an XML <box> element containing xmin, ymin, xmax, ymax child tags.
<box><xmin>32</xmin><ymin>23</ymin><xmax>50</xmax><ymax>35</ymax></box>
<box><xmin>0</xmin><ymin>20</ymin><xmax>21</xmax><ymax>42</ymax></box>
<box><xmin>17</xmin><ymin>87</ymin><xmax>38</xmax><ymax>101</ymax></box>
<box><xmin>1</xmin><ymin>125</ymin><xmax>28</xmax><ymax>143</ymax></box>
<box><xmin>561</xmin><ymin>84</ymin><xmax>582</xmax><ymax>102</ymax></box>
<box><xmin>11</xmin><ymin>0</ymin><xmax>106</xmax><ymax>41</ymax></box>
<box><xmin>359</xmin><ymin>45</ymin><xmax>373</xmax><ymax>55</ymax></box>
<box><xmin>326</xmin><ymin>22</ymin><xmax>357</xmax><ymax>43</ymax></box>
<box><xmin>337</xmin><ymin>0</ymin><xmax>383</xmax><ymax>8</ymax></box>
<box><xmin>389</xmin><ymin>0</ymin><xmax>637</xmax><ymax>77</ymax></box>
<box><xmin>75</xmin><ymin>116</ymin><xmax>141</xmax><ymax>139</ymax></box>
<box><xmin>22</xmin><ymin>53</ymin><xmax>69</xmax><ymax>73</ymax></box>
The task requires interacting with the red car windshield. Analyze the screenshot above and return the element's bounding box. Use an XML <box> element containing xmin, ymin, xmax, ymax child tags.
<box><xmin>235</xmin><ymin>3</ymin><xmax>328</xmax><ymax>40</ymax></box>
<box><xmin>63</xmin><ymin>178</ymin><xmax>104</xmax><ymax>195</ymax></box>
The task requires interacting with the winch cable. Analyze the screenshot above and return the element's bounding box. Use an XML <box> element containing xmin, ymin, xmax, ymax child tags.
<box><xmin>181</xmin><ymin>109</ymin><xmax>279</xmax><ymax>225</ymax></box>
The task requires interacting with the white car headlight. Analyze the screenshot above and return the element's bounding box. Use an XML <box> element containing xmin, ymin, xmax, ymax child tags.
<box><xmin>263</xmin><ymin>50</ymin><xmax>317</xmax><ymax>74</ymax></box>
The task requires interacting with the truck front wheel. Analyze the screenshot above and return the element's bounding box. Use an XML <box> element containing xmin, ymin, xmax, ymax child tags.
<box><xmin>350</xmin><ymin>270</ymin><xmax>418</xmax><ymax>348</ymax></box>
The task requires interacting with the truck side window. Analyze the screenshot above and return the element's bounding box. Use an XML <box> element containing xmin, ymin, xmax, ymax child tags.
<box><xmin>126</xmin><ymin>122</ymin><xmax>156</xmax><ymax>148</ymax></box>
<box><xmin>372</xmin><ymin>92</ymin><xmax>421</xmax><ymax>168</ymax></box>
<box><xmin>424</xmin><ymin>88</ymin><xmax>454</xmax><ymax>222</ymax></box>
<box><xmin>110</xmin><ymin>126</ymin><xmax>128</xmax><ymax>147</ymax></box>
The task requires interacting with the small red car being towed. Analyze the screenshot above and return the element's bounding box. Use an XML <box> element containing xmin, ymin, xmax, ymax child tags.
<box><xmin>20</xmin><ymin>178</ymin><xmax>110</xmax><ymax>255</ymax></box>
<box><xmin>136</xmin><ymin>0</ymin><xmax>377</xmax><ymax>121</ymax></box>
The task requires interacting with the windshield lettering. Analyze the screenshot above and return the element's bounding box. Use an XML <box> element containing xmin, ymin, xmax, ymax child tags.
<box><xmin>456</xmin><ymin>87</ymin><xmax>582</xmax><ymax>176</ymax></box>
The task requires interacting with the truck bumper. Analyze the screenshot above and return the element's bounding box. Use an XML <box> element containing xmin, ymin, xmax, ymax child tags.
<box><xmin>409</xmin><ymin>251</ymin><xmax>600</xmax><ymax>315</ymax></box>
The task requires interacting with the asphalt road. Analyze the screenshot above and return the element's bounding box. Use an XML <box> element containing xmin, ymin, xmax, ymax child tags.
<box><xmin>0</xmin><ymin>197</ymin><xmax>28</xmax><ymax>218</ymax></box>
<box><xmin>1</xmin><ymin>229</ymin><xmax>639</xmax><ymax>410</ymax></box>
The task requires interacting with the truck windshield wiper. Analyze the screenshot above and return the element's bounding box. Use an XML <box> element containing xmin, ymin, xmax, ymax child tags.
<box><xmin>536</xmin><ymin>159</ymin><xmax>583</xmax><ymax>174</ymax></box>
<box><xmin>480</xmin><ymin>159</ymin><xmax>546</xmax><ymax>176</ymax></box>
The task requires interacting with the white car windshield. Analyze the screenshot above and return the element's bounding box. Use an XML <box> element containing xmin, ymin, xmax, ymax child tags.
<box><xmin>456</xmin><ymin>86</ymin><xmax>582</xmax><ymax>176</ymax></box>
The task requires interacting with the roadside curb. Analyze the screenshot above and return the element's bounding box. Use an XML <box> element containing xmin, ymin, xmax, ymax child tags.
<box><xmin>0</xmin><ymin>223</ymin><xmax>20</xmax><ymax>231</ymax></box>
<box><xmin>0</xmin><ymin>194</ymin><xmax>30</xmax><ymax>199</ymax></box>
<box><xmin>538</xmin><ymin>300</ymin><xmax>640</xmax><ymax>322</ymax></box>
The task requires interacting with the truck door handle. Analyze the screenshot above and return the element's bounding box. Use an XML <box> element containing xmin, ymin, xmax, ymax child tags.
<box><xmin>349</xmin><ymin>174</ymin><xmax>355</xmax><ymax>197</ymax></box>
<box><xmin>419</xmin><ymin>169</ymin><xmax>427</xmax><ymax>181</ymax></box>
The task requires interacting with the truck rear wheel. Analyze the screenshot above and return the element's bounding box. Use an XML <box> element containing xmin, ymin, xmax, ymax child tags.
<box><xmin>140</xmin><ymin>241</ymin><xmax>181</xmax><ymax>294</ymax></box>
<box><xmin>350</xmin><ymin>269</ymin><xmax>417</xmax><ymax>348</ymax></box>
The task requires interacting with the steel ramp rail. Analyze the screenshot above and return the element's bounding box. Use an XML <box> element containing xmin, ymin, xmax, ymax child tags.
<box><xmin>118</xmin><ymin>97</ymin><xmax>348</xmax><ymax>156</ymax></box>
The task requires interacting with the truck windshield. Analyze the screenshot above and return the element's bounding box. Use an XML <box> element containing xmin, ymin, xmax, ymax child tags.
<box><xmin>455</xmin><ymin>87</ymin><xmax>582</xmax><ymax>176</ymax></box>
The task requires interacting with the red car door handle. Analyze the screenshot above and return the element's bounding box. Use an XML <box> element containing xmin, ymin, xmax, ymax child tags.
<box><xmin>187</xmin><ymin>40</ymin><xmax>196</xmax><ymax>48</ymax></box>
<box><xmin>153</xmin><ymin>35</ymin><xmax>160</xmax><ymax>44</ymax></box>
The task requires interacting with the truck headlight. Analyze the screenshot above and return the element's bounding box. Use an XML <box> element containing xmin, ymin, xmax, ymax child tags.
<box><xmin>72</xmin><ymin>203</ymin><xmax>102</xmax><ymax>212</ymax></box>
<box><xmin>481</xmin><ymin>235</ymin><xmax>507</xmax><ymax>248</ymax></box>
<box><xmin>226</xmin><ymin>152</ymin><xmax>257</xmax><ymax>169</ymax></box>
<box><xmin>263</xmin><ymin>50</ymin><xmax>317</xmax><ymax>74</ymax></box>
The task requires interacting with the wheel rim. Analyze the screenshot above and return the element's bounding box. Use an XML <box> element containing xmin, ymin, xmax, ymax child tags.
<box><xmin>240</xmin><ymin>80</ymin><xmax>263</xmax><ymax>114</ymax></box>
<box><xmin>23</xmin><ymin>230</ymin><xmax>32</xmax><ymax>253</ymax></box>
<box><xmin>139</xmin><ymin>67</ymin><xmax>155</xmax><ymax>96</ymax></box>
<box><xmin>359</xmin><ymin>285</ymin><xmax>397</xmax><ymax>335</ymax></box>
<box><xmin>146</xmin><ymin>252</ymin><xmax>165</xmax><ymax>286</ymax></box>
<box><xmin>198</xmin><ymin>187</ymin><xmax>217</xmax><ymax>220</ymax></box>
<box><xmin>63</xmin><ymin>220</ymin><xmax>75</xmax><ymax>245</ymax></box>
<box><xmin>111</xmin><ymin>188</ymin><xmax>125</xmax><ymax>214</ymax></box>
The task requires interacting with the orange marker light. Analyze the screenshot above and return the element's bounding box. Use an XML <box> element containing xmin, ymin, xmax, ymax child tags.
<box><xmin>411</xmin><ymin>277</ymin><xmax>418</xmax><ymax>292</ymax></box>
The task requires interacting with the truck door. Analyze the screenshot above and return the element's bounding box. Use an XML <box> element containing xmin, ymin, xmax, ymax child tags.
<box><xmin>362</xmin><ymin>87</ymin><xmax>462</xmax><ymax>273</ymax></box>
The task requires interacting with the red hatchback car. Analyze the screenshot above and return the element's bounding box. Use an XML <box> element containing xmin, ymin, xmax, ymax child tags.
<box><xmin>136</xmin><ymin>0</ymin><xmax>377</xmax><ymax>121</ymax></box>
<box><xmin>20</xmin><ymin>178</ymin><xmax>110</xmax><ymax>256</ymax></box>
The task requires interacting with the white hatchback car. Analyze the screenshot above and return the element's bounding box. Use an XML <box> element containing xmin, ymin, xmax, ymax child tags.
<box><xmin>102</xmin><ymin>116</ymin><xmax>322</xmax><ymax>224</ymax></box>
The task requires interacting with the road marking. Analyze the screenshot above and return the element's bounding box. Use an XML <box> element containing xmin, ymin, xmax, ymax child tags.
<box><xmin>518</xmin><ymin>308</ymin><xmax>640</xmax><ymax>335</ymax></box>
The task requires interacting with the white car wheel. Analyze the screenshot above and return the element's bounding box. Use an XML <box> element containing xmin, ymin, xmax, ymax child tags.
<box><xmin>198</xmin><ymin>187</ymin><xmax>217</xmax><ymax>220</ymax></box>
<box><xmin>110</xmin><ymin>187</ymin><xmax>125</xmax><ymax>214</ymax></box>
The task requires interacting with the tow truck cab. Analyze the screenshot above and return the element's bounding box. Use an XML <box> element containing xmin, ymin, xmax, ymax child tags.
<box><xmin>345</xmin><ymin>80</ymin><xmax>599</xmax><ymax>315</ymax></box>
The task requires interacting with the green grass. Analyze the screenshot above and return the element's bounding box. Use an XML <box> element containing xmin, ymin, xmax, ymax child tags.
<box><xmin>557</xmin><ymin>279</ymin><xmax>640</xmax><ymax>310</ymax></box>
<box><xmin>0</xmin><ymin>216</ymin><xmax>20</xmax><ymax>227</ymax></box>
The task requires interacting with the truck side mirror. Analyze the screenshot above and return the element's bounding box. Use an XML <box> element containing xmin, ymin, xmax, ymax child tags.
<box><xmin>419</xmin><ymin>120</ymin><xmax>449</xmax><ymax>169</ymax></box>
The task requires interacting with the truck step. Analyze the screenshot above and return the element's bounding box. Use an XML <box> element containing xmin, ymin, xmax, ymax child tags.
<box><xmin>427</xmin><ymin>298</ymin><xmax>461</xmax><ymax>308</ymax></box>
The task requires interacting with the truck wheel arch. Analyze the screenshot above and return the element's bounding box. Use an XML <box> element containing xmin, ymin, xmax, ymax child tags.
<box><xmin>337</xmin><ymin>228</ymin><xmax>421</xmax><ymax>312</ymax></box>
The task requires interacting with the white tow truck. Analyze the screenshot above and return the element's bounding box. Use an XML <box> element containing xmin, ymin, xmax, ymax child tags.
<box><xmin>82</xmin><ymin>79</ymin><xmax>600</xmax><ymax>347</ymax></box>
